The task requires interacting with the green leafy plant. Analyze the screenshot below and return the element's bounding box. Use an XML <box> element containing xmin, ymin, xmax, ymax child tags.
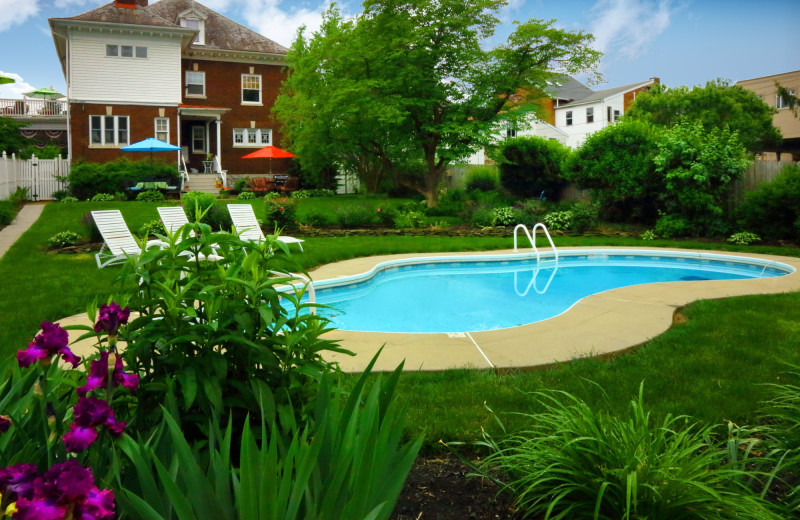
<box><xmin>738</xmin><ymin>164</ymin><xmax>800</xmax><ymax>241</ymax></box>
<box><xmin>465</xmin><ymin>166</ymin><xmax>500</xmax><ymax>192</ymax></box>
<box><xmin>490</xmin><ymin>206</ymin><xmax>515</xmax><ymax>226</ymax></box>
<box><xmin>640</xmin><ymin>229</ymin><xmax>657</xmax><ymax>241</ymax></box>
<box><xmin>138</xmin><ymin>219</ymin><xmax>166</xmax><ymax>238</ymax></box>
<box><xmin>60</xmin><ymin>196</ymin><xmax>79</xmax><ymax>203</ymax></box>
<box><xmin>393</xmin><ymin>209</ymin><xmax>426</xmax><ymax>229</ymax></box>
<box><xmin>136</xmin><ymin>190</ymin><xmax>165</xmax><ymax>202</ymax></box>
<box><xmin>543</xmin><ymin>210</ymin><xmax>573</xmax><ymax>231</ymax></box>
<box><xmin>8</xmin><ymin>186</ymin><xmax>30</xmax><ymax>205</ymax></box>
<box><xmin>496</xmin><ymin>136</ymin><xmax>569</xmax><ymax>199</ymax></box>
<box><xmin>0</xmin><ymin>201</ymin><xmax>16</xmax><ymax>226</ymax></box>
<box><xmin>291</xmin><ymin>188</ymin><xmax>335</xmax><ymax>198</ymax></box>
<box><xmin>569</xmin><ymin>202</ymin><xmax>599</xmax><ymax>233</ymax></box>
<box><xmin>654</xmin><ymin>213</ymin><xmax>693</xmax><ymax>238</ymax></box>
<box><xmin>48</xmin><ymin>230</ymin><xmax>81</xmax><ymax>249</ymax></box>
<box><xmin>68</xmin><ymin>157</ymin><xmax>180</xmax><ymax>200</ymax></box>
<box><xmin>478</xmin><ymin>384</ymin><xmax>782</xmax><ymax>520</ymax></box>
<box><xmin>299</xmin><ymin>208</ymin><xmax>333</xmax><ymax>227</ymax></box>
<box><xmin>116</xmin><ymin>354</ymin><xmax>422</xmax><ymax>520</ymax></box>
<box><xmin>335</xmin><ymin>204</ymin><xmax>378</xmax><ymax>228</ymax></box>
<box><xmin>181</xmin><ymin>191</ymin><xmax>216</xmax><ymax>216</ymax></box>
<box><xmin>237</xmin><ymin>191</ymin><xmax>256</xmax><ymax>200</ymax></box>
<box><xmin>91</xmin><ymin>193</ymin><xmax>116</xmax><ymax>202</ymax></box>
<box><xmin>51</xmin><ymin>189</ymin><xmax>69</xmax><ymax>201</ymax></box>
<box><xmin>727</xmin><ymin>231</ymin><xmax>761</xmax><ymax>246</ymax></box>
<box><xmin>264</xmin><ymin>198</ymin><xmax>298</xmax><ymax>228</ymax></box>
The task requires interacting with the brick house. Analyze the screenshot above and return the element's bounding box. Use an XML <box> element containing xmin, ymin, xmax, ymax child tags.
<box><xmin>49</xmin><ymin>0</ymin><xmax>289</xmax><ymax>186</ymax></box>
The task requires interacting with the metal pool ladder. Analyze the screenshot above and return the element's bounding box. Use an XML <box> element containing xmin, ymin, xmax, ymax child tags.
<box><xmin>513</xmin><ymin>223</ymin><xmax>559</xmax><ymax>296</ymax></box>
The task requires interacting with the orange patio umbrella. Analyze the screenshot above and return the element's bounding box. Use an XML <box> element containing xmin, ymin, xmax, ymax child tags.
<box><xmin>241</xmin><ymin>145</ymin><xmax>295</xmax><ymax>173</ymax></box>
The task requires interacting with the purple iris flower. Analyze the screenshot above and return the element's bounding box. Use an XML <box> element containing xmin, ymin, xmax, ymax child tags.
<box><xmin>73</xmin><ymin>488</ymin><xmax>115</xmax><ymax>520</ymax></box>
<box><xmin>0</xmin><ymin>463</ymin><xmax>38</xmax><ymax>500</ymax></box>
<box><xmin>62</xmin><ymin>424</ymin><xmax>99</xmax><ymax>453</ymax></box>
<box><xmin>64</xmin><ymin>397</ymin><xmax>125</xmax><ymax>453</ymax></box>
<box><xmin>93</xmin><ymin>302</ymin><xmax>130</xmax><ymax>336</ymax></box>
<box><xmin>41</xmin><ymin>461</ymin><xmax>94</xmax><ymax>502</ymax></box>
<box><xmin>13</xmin><ymin>497</ymin><xmax>66</xmax><ymax>520</ymax></box>
<box><xmin>0</xmin><ymin>415</ymin><xmax>11</xmax><ymax>434</ymax></box>
<box><xmin>77</xmin><ymin>352</ymin><xmax>138</xmax><ymax>398</ymax></box>
<box><xmin>16</xmin><ymin>321</ymin><xmax>80</xmax><ymax>369</ymax></box>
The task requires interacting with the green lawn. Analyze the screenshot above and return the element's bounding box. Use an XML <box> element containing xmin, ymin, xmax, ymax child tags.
<box><xmin>3</xmin><ymin>200</ymin><xmax>800</xmax><ymax>449</ymax></box>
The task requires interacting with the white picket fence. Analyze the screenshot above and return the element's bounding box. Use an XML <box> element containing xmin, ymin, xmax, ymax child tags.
<box><xmin>0</xmin><ymin>151</ymin><xmax>69</xmax><ymax>200</ymax></box>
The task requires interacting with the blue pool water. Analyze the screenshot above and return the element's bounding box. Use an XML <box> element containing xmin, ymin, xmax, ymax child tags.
<box><xmin>309</xmin><ymin>251</ymin><xmax>792</xmax><ymax>333</ymax></box>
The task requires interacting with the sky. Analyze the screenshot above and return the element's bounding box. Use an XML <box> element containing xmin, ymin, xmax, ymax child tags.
<box><xmin>0</xmin><ymin>0</ymin><xmax>797</xmax><ymax>99</ymax></box>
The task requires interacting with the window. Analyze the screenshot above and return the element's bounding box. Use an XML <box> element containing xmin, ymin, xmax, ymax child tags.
<box><xmin>608</xmin><ymin>106</ymin><xmax>620</xmax><ymax>123</ymax></box>
<box><xmin>778</xmin><ymin>89</ymin><xmax>796</xmax><ymax>109</ymax></box>
<box><xmin>614</xmin><ymin>109</ymin><xmax>620</xmax><ymax>121</ymax></box>
<box><xmin>89</xmin><ymin>115</ymin><xmax>129</xmax><ymax>146</ymax></box>
<box><xmin>242</xmin><ymin>74</ymin><xmax>262</xmax><ymax>104</ymax></box>
<box><xmin>155</xmin><ymin>118</ymin><xmax>169</xmax><ymax>142</ymax></box>
<box><xmin>586</xmin><ymin>107</ymin><xmax>594</xmax><ymax>123</ymax></box>
<box><xmin>233</xmin><ymin>128</ymin><xmax>272</xmax><ymax>147</ymax></box>
<box><xmin>182</xmin><ymin>18</ymin><xmax>205</xmax><ymax>45</ymax></box>
<box><xmin>186</xmin><ymin>71</ymin><xmax>205</xmax><ymax>97</ymax></box>
<box><xmin>105</xmin><ymin>44</ymin><xmax>147</xmax><ymax>59</ymax></box>
<box><xmin>192</xmin><ymin>126</ymin><xmax>206</xmax><ymax>153</ymax></box>
<box><xmin>566</xmin><ymin>111</ymin><xmax>573</xmax><ymax>126</ymax></box>
<box><xmin>505</xmin><ymin>126</ymin><xmax>517</xmax><ymax>139</ymax></box>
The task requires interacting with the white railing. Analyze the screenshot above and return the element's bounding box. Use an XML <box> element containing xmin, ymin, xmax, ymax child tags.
<box><xmin>0</xmin><ymin>98</ymin><xmax>67</xmax><ymax>117</ymax></box>
<box><xmin>514</xmin><ymin>223</ymin><xmax>558</xmax><ymax>263</ymax></box>
<box><xmin>214</xmin><ymin>156</ymin><xmax>227</xmax><ymax>187</ymax></box>
<box><xmin>1</xmin><ymin>152</ymin><xmax>69</xmax><ymax>200</ymax></box>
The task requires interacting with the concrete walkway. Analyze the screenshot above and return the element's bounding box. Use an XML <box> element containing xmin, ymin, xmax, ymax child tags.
<box><xmin>0</xmin><ymin>203</ymin><xmax>45</xmax><ymax>259</ymax></box>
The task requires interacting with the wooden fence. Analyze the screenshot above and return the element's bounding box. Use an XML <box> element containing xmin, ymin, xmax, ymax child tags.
<box><xmin>0</xmin><ymin>151</ymin><xmax>69</xmax><ymax>200</ymax></box>
<box><xmin>727</xmin><ymin>160</ymin><xmax>796</xmax><ymax>207</ymax></box>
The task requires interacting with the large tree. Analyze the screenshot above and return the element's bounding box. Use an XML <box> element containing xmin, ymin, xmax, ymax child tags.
<box><xmin>274</xmin><ymin>0</ymin><xmax>601</xmax><ymax>205</ymax></box>
<box><xmin>624</xmin><ymin>79</ymin><xmax>782</xmax><ymax>153</ymax></box>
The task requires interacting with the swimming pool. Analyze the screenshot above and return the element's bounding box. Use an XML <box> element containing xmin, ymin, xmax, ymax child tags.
<box><xmin>309</xmin><ymin>250</ymin><xmax>793</xmax><ymax>334</ymax></box>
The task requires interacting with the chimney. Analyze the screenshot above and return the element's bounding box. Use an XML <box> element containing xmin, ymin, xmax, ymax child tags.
<box><xmin>115</xmin><ymin>0</ymin><xmax>148</xmax><ymax>8</ymax></box>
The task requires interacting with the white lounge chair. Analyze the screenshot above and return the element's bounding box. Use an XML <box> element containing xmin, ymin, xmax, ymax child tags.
<box><xmin>227</xmin><ymin>204</ymin><xmax>304</xmax><ymax>251</ymax></box>
<box><xmin>157</xmin><ymin>206</ymin><xmax>224</xmax><ymax>261</ymax></box>
<box><xmin>91</xmin><ymin>210</ymin><xmax>169</xmax><ymax>268</ymax></box>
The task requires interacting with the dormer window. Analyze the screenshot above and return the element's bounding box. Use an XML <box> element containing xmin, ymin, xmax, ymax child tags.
<box><xmin>181</xmin><ymin>18</ymin><xmax>205</xmax><ymax>45</ymax></box>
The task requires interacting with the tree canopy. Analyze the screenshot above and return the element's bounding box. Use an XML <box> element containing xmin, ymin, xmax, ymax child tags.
<box><xmin>274</xmin><ymin>0</ymin><xmax>601</xmax><ymax>205</ymax></box>
<box><xmin>624</xmin><ymin>79</ymin><xmax>782</xmax><ymax>153</ymax></box>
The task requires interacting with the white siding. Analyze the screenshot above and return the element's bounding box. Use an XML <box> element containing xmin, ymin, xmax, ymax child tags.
<box><xmin>555</xmin><ymin>96</ymin><xmax>628</xmax><ymax>148</ymax></box>
<box><xmin>69</xmin><ymin>31</ymin><xmax>182</xmax><ymax>104</ymax></box>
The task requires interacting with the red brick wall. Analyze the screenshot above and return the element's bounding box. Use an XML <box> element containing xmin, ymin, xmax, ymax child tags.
<box><xmin>69</xmin><ymin>103</ymin><xmax>179</xmax><ymax>164</ymax></box>
<box><xmin>181</xmin><ymin>59</ymin><xmax>290</xmax><ymax>175</ymax></box>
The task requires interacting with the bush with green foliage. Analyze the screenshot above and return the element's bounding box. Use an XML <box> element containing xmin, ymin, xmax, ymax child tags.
<box><xmin>653</xmin><ymin>213</ymin><xmax>692</xmax><ymax>238</ymax></box>
<box><xmin>470</xmin><ymin>207</ymin><xmax>495</xmax><ymax>228</ymax></box>
<box><xmin>91</xmin><ymin>193</ymin><xmax>115</xmax><ymax>202</ymax></box>
<box><xmin>138</xmin><ymin>219</ymin><xmax>166</xmax><ymax>238</ymax></box>
<box><xmin>490</xmin><ymin>206</ymin><xmax>515</xmax><ymax>226</ymax></box>
<box><xmin>465</xmin><ymin>166</ymin><xmax>500</xmax><ymax>192</ymax></box>
<box><xmin>393</xmin><ymin>208</ymin><xmax>426</xmax><ymax>228</ymax></box>
<box><xmin>237</xmin><ymin>190</ymin><xmax>256</xmax><ymax>200</ymax></box>
<box><xmin>543</xmin><ymin>210</ymin><xmax>572</xmax><ymax>231</ymax></box>
<box><xmin>738</xmin><ymin>164</ymin><xmax>800</xmax><ymax>241</ymax></box>
<box><xmin>565</xmin><ymin>120</ymin><xmax>662</xmax><ymax>222</ymax></box>
<box><xmin>495</xmin><ymin>136</ymin><xmax>569</xmax><ymax>199</ymax></box>
<box><xmin>292</xmin><ymin>188</ymin><xmax>336</xmax><ymax>198</ymax></box>
<box><xmin>8</xmin><ymin>186</ymin><xmax>29</xmax><ymax>205</ymax></box>
<box><xmin>336</xmin><ymin>204</ymin><xmax>379</xmax><ymax>228</ymax></box>
<box><xmin>68</xmin><ymin>157</ymin><xmax>180</xmax><ymax>200</ymax></box>
<box><xmin>654</xmin><ymin>121</ymin><xmax>750</xmax><ymax>236</ymax></box>
<box><xmin>428</xmin><ymin>188</ymin><xmax>469</xmax><ymax>217</ymax></box>
<box><xmin>640</xmin><ymin>229</ymin><xmax>656</xmax><ymax>240</ymax></box>
<box><xmin>60</xmin><ymin>196</ymin><xmax>79</xmax><ymax>203</ymax></box>
<box><xmin>569</xmin><ymin>201</ymin><xmax>599</xmax><ymax>233</ymax></box>
<box><xmin>51</xmin><ymin>189</ymin><xmax>69</xmax><ymax>201</ymax></box>
<box><xmin>299</xmin><ymin>207</ymin><xmax>334</xmax><ymax>227</ymax></box>
<box><xmin>264</xmin><ymin>197</ymin><xmax>298</xmax><ymax>228</ymax></box>
<box><xmin>47</xmin><ymin>230</ymin><xmax>80</xmax><ymax>249</ymax></box>
<box><xmin>135</xmin><ymin>189</ymin><xmax>165</xmax><ymax>202</ymax></box>
<box><xmin>479</xmin><ymin>385</ymin><xmax>781</xmax><ymax>520</ymax></box>
<box><xmin>182</xmin><ymin>191</ymin><xmax>217</xmax><ymax>218</ymax></box>
<box><xmin>0</xmin><ymin>201</ymin><xmax>16</xmax><ymax>226</ymax></box>
<box><xmin>727</xmin><ymin>231</ymin><xmax>761</xmax><ymax>245</ymax></box>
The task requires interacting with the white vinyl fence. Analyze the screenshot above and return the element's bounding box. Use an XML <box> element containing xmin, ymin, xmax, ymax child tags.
<box><xmin>0</xmin><ymin>151</ymin><xmax>69</xmax><ymax>200</ymax></box>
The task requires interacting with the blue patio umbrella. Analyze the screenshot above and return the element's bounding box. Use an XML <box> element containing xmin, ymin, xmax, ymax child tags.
<box><xmin>122</xmin><ymin>137</ymin><xmax>181</xmax><ymax>170</ymax></box>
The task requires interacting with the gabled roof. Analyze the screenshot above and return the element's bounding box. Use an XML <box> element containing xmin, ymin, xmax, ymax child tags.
<box><xmin>50</xmin><ymin>2</ymin><xmax>179</xmax><ymax>28</ymax></box>
<box><xmin>558</xmin><ymin>79</ymin><xmax>656</xmax><ymax>108</ymax></box>
<box><xmin>146</xmin><ymin>0</ymin><xmax>287</xmax><ymax>55</ymax></box>
<box><xmin>544</xmin><ymin>77</ymin><xmax>595</xmax><ymax>102</ymax></box>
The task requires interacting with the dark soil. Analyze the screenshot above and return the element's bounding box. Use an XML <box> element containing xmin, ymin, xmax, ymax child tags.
<box><xmin>391</xmin><ymin>453</ymin><xmax>521</xmax><ymax>520</ymax></box>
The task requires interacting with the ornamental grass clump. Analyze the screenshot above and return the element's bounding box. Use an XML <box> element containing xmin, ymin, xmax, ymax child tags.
<box><xmin>479</xmin><ymin>384</ymin><xmax>782</xmax><ymax>519</ymax></box>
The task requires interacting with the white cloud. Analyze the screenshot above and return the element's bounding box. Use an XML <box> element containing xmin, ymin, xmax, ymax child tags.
<box><xmin>0</xmin><ymin>71</ymin><xmax>36</xmax><ymax>99</ymax></box>
<box><xmin>0</xmin><ymin>0</ymin><xmax>39</xmax><ymax>32</ymax></box>
<box><xmin>237</xmin><ymin>0</ymin><xmax>332</xmax><ymax>48</ymax></box>
<box><xmin>52</xmin><ymin>0</ymin><xmax>95</xmax><ymax>8</ymax></box>
<box><xmin>588</xmin><ymin>0</ymin><xmax>673</xmax><ymax>61</ymax></box>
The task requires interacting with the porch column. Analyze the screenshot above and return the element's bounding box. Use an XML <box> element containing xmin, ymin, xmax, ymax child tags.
<box><xmin>215</xmin><ymin>118</ymin><xmax>222</xmax><ymax>170</ymax></box>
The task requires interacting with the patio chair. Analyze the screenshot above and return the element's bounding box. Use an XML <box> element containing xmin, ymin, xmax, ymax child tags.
<box><xmin>157</xmin><ymin>206</ymin><xmax>223</xmax><ymax>261</ymax></box>
<box><xmin>91</xmin><ymin>210</ymin><xmax>169</xmax><ymax>268</ymax></box>
<box><xmin>226</xmin><ymin>204</ymin><xmax>304</xmax><ymax>251</ymax></box>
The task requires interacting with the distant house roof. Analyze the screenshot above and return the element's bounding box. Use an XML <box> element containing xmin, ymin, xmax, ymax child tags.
<box><xmin>50</xmin><ymin>0</ymin><xmax>286</xmax><ymax>55</ymax></box>
<box><xmin>558</xmin><ymin>80</ymin><xmax>656</xmax><ymax>108</ymax></box>
<box><xmin>544</xmin><ymin>77</ymin><xmax>595</xmax><ymax>102</ymax></box>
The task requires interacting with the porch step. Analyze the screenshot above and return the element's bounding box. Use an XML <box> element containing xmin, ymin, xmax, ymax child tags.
<box><xmin>184</xmin><ymin>174</ymin><xmax>218</xmax><ymax>195</ymax></box>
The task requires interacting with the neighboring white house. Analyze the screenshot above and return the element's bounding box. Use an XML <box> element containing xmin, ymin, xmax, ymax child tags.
<box><xmin>464</xmin><ymin>77</ymin><xmax>659</xmax><ymax>164</ymax></box>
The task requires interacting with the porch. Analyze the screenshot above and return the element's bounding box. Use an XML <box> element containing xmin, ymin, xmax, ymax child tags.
<box><xmin>0</xmin><ymin>98</ymin><xmax>68</xmax><ymax>118</ymax></box>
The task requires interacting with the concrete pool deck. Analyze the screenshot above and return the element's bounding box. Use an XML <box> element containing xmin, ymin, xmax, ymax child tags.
<box><xmin>57</xmin><ymin>247</ymin><xmax>800</xmax><ymax>373</ymax></box>
<box><xmin>307</xmin><ymin>247</ymin><xmax>800</xmax><ymax>372</ymax></box>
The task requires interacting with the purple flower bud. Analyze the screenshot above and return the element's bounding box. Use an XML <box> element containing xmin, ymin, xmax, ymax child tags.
<box><xmin>0</xmin><ymin>463</ymin><xmax>38</xmax><ymax>500</ymax></box>
<box><xmin>93</xmin><ymin>303</ymin><xmax>130</xmax><ymax>336</ymax></box>
<box><xmin>77</xmin><ymin>351</ymin><xmax>138</xmax><ymax>397</ymax></box>
<box><xmin>0</xmin><ymin>415</ymin><xmax>11</xmax><ymax>434</ymax></box>
<box><xmin>113</xmin><ymin>353</ymin><xmax>138</xmax><ymax>392</ymax></box>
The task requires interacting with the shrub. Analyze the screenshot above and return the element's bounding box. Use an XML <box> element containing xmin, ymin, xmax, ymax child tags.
<box><xmin>565</xmin><ymin>120</ymin><xmax>662</xmax><ymax>222</ymax></box>
<box><xmin>640</xmin><ymin>229</ymin><xmax>657</xmax><ymax>240</ymax></box>
<box><xmin>60</xmin><ymin>196</ymin><xmax>79</xmax><ymax>203</ymax></box>
<box><xmin>138</xmin><ymin>219</ymin><xmax>166</xmax><ymax>238</ymax></box>
<box><xmin>428</xmin><ymin>189</ymin><xmax>468</xmax><ymax>217</ymax></box>
<box><xmin>569</xmin><ymin>201</ymin><xmax>599</xmax><ymax>233</ymax></box>
<box><xmin>91</xmin><ymin>193</ymin><xmax>115</xmax><ymax>202</ymax></box>
<box><xmin>336</xmin><ymin>205</ymin><xmax>379</xmax><ymax>228</ymax></box>
<box><xmin>47</xmin><ymin>230</ymin><xmax>81</xmax><ymax>249</ymax></box>
<box><xmin>490</xmin><ymin>206</ymin><xmax>515</xmax><ymax>226</ymax></box>
<box><xmin>264</xmin><ymin>198</ymin><xmax>298</xmax><ymax>228</ymax></box>
<box><xmin>292</xmin><ymin>188</ymin><xmax>336</xmax><ymax>198</ymax></box>
<box><xmin>479</xmin><ymin>385</ymin><xmax>780</xmax><ymax>520</ymax></box>
<box><xmin>233</xmin><ymin>177</ymin><xmax>248</xmax><ymax>193</ymax></box>
<box><xmin>393</xmin><ymin>209</ymin><xmax>426</xmax><ymax>229</ymax></box>
<box><xmin>543</xmin><ymin>210</ymin><xmax>572</xmax><ymax>231</ymax></box>
<box><xmin>237</xmin><ymin>190</ymin><xmax>256</xmax><ymax>200</ymax></box>
<box><xmin>465</xmin><ymin>166</ymin><xmax>500</xmax><ymax>192</ymax></box>
<box><xmin>727</xmin><ymin>231</ymin><xmax>761</xmax><ymax>245</ymax></box>
<box><xmin>470</xmin><ymin>207</ymin><xmax>495</xmax><ymax>228</ymax></box>
<box><xmin>68</xmin><ymin>157</ymin><xmax>180</xmax><ymax>200</ymax></box>
<box><xmin>8</xmin><ymin>186</ymin><xmax>29</xmax><ymax>205</ymax></box>
<box><xmin>495</xmin><ymin>136</ymin><xmax>569</xmax><ymax>199</ymax></box>
<box><xmin>135</xmin><ymin>190</ymin><xmax>165</xmax><ymax>202</ymax></box>
<box><xmin>181</xmin><ymin>191</ymin><xmax>217</xmax><ymax>220</ymax></box>
<box><xmin>654</xmin><ymin>213</ymin><xmax>693</xmax><ymax>238</ymax></box>
<box><xmin>204</xmin><ymin>204</ymin><xmax>233</xmax><ymax>231</ymax></box>
<box><xmin>738</xmin><ymin>164</ymin><xmax>800</xmax><ymax>241</ymax></box>
<box><xmin>51</xmin><ymin>189</ymin><xmax>69</xmax><ymax>201</ymax></box>
<box><xmin>300</xmin><ymin>208</ymin><xmax>334</xmax><ymax>227</ymax></box>
<box><xmin>0</xmin><ymin>201</ymin><xmax>16</xmax><ymax>226</ymax></box>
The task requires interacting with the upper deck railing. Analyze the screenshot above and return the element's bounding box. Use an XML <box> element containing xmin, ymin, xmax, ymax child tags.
<box><xmin>0</xmin><ymin>98</ymin><xmax>68</xmax><ymax>117</ymax></box>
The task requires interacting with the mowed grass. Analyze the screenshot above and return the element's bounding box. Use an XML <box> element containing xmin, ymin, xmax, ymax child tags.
<box><xmin>3</xmin><ymin>200</ymin><xmax>800</xmax><ymax>448</ymax></box>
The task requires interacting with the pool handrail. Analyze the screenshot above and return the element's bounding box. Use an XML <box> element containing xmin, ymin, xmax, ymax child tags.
<box><xmin>514</xmin><ymin>223</ymin><xmax>559</xmax><ymax>264</ymax></box>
